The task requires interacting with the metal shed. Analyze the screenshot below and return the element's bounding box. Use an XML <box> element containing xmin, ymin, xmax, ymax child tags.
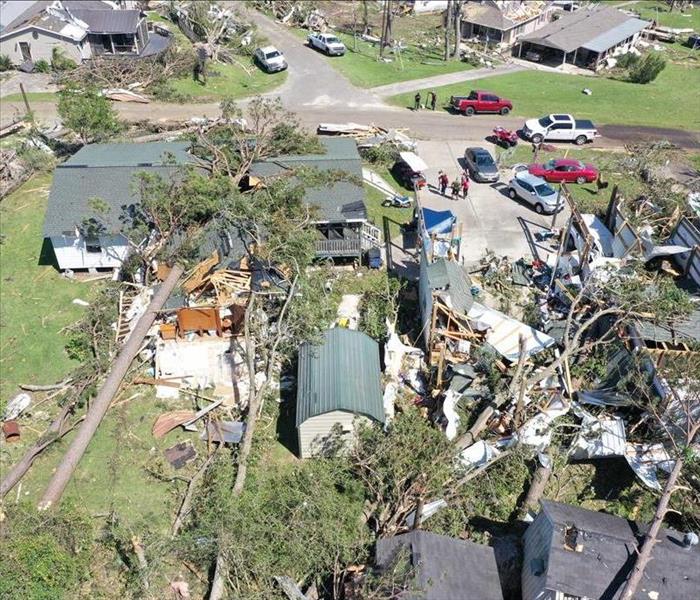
<box><xmin>296</xmin><ymin>328</ymin><xmax>384</xmax><ymax>458</ymax></box>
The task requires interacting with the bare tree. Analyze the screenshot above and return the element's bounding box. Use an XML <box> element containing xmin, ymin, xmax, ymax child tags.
<box><xmin>620</xmin><ymin>358</ymin><xmax>700</xmax><ymax>599</ymax></box>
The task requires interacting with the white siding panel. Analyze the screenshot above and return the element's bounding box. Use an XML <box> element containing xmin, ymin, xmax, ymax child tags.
<box><xmin>298</xmin><ymin>411</ymin><xmax>369</xmax><ymax>459</ymax></box>
<box><xmin>51</xmin><ymin>234</ymin><xmax>130</xmax><ymax>271</ymax></box>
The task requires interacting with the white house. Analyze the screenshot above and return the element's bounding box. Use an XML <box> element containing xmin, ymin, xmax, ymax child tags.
<box><xmin>43</xmin><ymin>141</ymin><xmax>192</xmax><ymax>272</ymax></box>
<box><xmin>0</xmin><ymin>0</ymin><xmax>170</xmax><ymax>65</ymax></box>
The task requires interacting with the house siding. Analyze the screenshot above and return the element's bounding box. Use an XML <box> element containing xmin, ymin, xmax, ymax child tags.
<box><xmin>298</xmin><ymin>410</ymin><xmax>370</xmax><ymax>459</ymax></box>
<box><xmin>50</xmin><ymin>233</ymin><xmax>130</xmax><ymax>271</ymax></box>
<box><xmin>0</xmin><ymin>28</ymin><xmax>89</xmax><ymax>64</ymax></box>
<box><xmin>522</xmin><ymin>513</ymin><xmax>554</xmax><ymax>600</ymax></box>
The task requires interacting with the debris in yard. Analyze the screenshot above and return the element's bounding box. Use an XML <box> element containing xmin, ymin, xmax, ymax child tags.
<box><xmin>458</xmin><ymin>440</ymin><xmax>501</xmax><ymax>470</ymax></box>
<box><xmin>72</xmin><ymin>298</ymin><xmax>90</xmax><ymax>307</ymax></box>
<box><xmin>164</xmin><ymin>441</ymin><xmax>198</xmax><ymax>469</ymax></box>
<box><xmin>152</xmin><ymin>410</ymin><xmax>198</xmax><ymax>438</ymax></box>
<box><xmin>2</xmin><ymin>420</ymin><xmax>21</xmax><ymax>443</ymax></box>
<box><xmin>3</xmin><ymin>393</ymin><xmax>32</xmax><ymax>421</ymax></box>
<box><xmin>169</xmin><ymin>580</ymin><xmax>191</xmax><ymax>599</ymax></box>
<box><xmin>336</xmin><ymin>294</ymin><xmax>361</xmax><ymax>329</ymax></box>
<box><xmin>582</xmin><ymin>88</ymin><xmax>592</xmax><ymax>95</ymax></box>
<box><xmin>201</xmin><ymin>420</ymin><xmax>245</xmax><ymax>444</ymax></box>
<box><xmin>405</xmin><ymin>498</ymin><xmax>448</xmax><ymax>528</ymax></box>
<box><xmin>102</xmin><ymin>88</ymin><xmax>150</xmax><ymax>103</ymax></box>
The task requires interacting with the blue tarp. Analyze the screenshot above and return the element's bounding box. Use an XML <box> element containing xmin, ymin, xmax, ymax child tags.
<box><xmin>422</xmin><ymin>208</ymin><xmax>455</xmax><ymax>234</ymax></box>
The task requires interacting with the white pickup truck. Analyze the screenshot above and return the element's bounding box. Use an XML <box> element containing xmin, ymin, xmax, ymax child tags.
<box><xmin>307</xmin><ymin>32</ymin><xmax>346</xmax><ymax>56</ymax></box>
<box><xmin>522</xmin><ymin>114</ymin><xmax>599</xmax><ymax>145</ymax></box>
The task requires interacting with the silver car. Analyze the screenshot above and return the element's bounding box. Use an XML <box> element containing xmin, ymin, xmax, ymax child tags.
<box><xmin>508</xmin><ymin>172</ymin><xmax>561</xmax><ymax>214</ymax></box>
<box><xmin>464</xmin><ymin>147</ymin><xmax>499</xmax><ymax>183</ymax></box>
<box><xmin>254</xmin><ymin>46</ymin><xmax>287</xmax><ymax>73</ymax></box>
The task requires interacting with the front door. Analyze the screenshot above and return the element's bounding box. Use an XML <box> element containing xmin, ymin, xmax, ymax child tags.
<box><xmin>19</xmin><ymin>42</ymin><xmax>32</xmax><ymax>62</ymax></box>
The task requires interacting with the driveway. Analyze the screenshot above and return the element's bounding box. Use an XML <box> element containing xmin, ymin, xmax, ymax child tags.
<box><xmin>414</xmin><ymin>140</ymin><xmax>571</xmax><ymax>265</ymax></box>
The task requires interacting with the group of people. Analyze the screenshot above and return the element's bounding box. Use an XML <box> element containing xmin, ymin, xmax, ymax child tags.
<box><xmin>437</xmin><ymin>170</ymin><xmax>469</xmax><ymax>200</ymax></box>
<box><xmin>414</xmin><ymin>90</ymin><xmax>437</xmax><ymax>111</ymax></box>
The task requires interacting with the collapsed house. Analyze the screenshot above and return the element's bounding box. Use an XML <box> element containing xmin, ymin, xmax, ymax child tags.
<box><xmin>522</xmin><ymin>500</ymin><xmax>700</xmax><ymax>600</ymax></box>
<box><xmin>516</xmin><ymin>5</ymin><xmax>650</xmax><ymax>70</ymax></box>
<box><xmin>375</xmin><ymin>530</ymin><xmax>504</xmax><ymax>600</ymax></box>
<box><xmin>0</xmin><ymin>0</ymin><xmax>171</xmax><ymax>66</ymax></box>
<box><xmin>248</xmin><ymin>137</ymin><xmax>382</xmax><ymax>263</ymax></box>
<box><xmin>460</xmin><ymin>0</ymin><xmax>553</xmax><ymax>49</ymax></box>
<box><xmin>42</xmin><ymin>141</ymin><xmax>193</xmax><ymax>272</ymax></box>
<box><xmin>296</xmin><ymin>327</ymin><xmax>385</xmax><ymax>459</ymax></box>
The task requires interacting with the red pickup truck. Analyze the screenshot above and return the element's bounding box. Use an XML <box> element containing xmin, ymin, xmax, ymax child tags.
<box><xmin>450</xmin><ymin>90</ymin><xmax>513</xmax><ymax>116</ymax></box>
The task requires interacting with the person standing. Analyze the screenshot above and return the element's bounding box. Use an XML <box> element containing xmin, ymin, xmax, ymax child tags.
<box><xmin>430</xmin><ymin>90</ymin><xmax>437</xmax><ymax>111</ymax></box>
<box><xmin>461</xmin><ymin>172</ymin><xmax>470</xmax><ymax>199</ymax></box>
<box><xmin>438</xmin><ymin>170</ymin><xmax>448</xmax><ymax>195</ymax></box>
<box><xmin>451</xmin><ymin>178</ymin><xmax>460</xmax><ymax>201</ymax></box>
<box><xmin>414</xmin><ymin>92</ymin><xmax>421</xmax><ymax>110</ymax></box>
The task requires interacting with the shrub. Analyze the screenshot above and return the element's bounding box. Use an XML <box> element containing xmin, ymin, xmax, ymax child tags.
<box><xmin>615</xmin><ymin>52</ymin><xmax>639</xmax><ymax>69</ymax></box>
<box><xmin>628</xmin><ymin>52</ymin><xmax>666</xmax><ymax>84</ymax></box>
<box><xmin>0</xmin><ymin>54</ymin><xmax>12</xmax><ymax>71</ymax></box>
<box><xmin>33</xmin><ymin>59</ymin><xmax>50</xmax><ymax>73</ymax></box>
<box><xmin>51</xmin><ymin>48</ymin><xmax>77</xmax><ymax>72</ymax></box>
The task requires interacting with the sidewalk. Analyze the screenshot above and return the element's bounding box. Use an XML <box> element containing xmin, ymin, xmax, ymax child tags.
<box><xmin>369</xmin><ymin>62</ymin><xmax>525</xmax><ymax>97</ymax></box>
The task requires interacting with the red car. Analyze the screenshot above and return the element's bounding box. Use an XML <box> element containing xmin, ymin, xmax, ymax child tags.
<box><xmin>528</xmin><ymin>158</ymin><xmax>598</xmax><ymax>184</ymax></box>
<box><xmin>450</xmin><ymin>90</ymin><xmax>513</xmax><ymax>116</ymax></box>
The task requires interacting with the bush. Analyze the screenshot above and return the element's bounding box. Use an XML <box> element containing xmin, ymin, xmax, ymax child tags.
<box><xmin>51</xmin><ymin>48</ymin><xmax>77</xmax><ymax>72</ymax></box>
<box><xmin>0</xmin><ymin>54</ymin><xmax>12</xmax><ymax>71</ymax></box>
<box><xmin>628</xmin><ymin>52</ymin><xmax>666</xmax><ymax>84</ymax></box>
<box><xmin>615</xmin><ymin>52</ymin><xmax>639</xmax><ymax>69</ymax></box>
<box><xmin>33</xmin><ymin>59</ymin><xmax>50</xmax><ymax>73</ymax></box>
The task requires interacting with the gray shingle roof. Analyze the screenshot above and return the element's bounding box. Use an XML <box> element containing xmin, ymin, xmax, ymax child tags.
<box><xmin>43</xmin><ymin>142</ymin><xmax>191</xmax><ymax>238</ymax></box>
<box><xmin>250</xmin><ymin>137</ymin><xmax>366</xmax><ymax>223</ymax></box>
<box><xmin>296</xmin><ymin>328</ymin><xmax>384</xmax><ymax>426</ymax></box>
<box><xmin>426</xmin><ymin>258</ymin><xmax>473</xmax><ymax>314</ymax></box>
<box><xmin>70</xmin><ymin>8</ymin><xmax>141</xmax><ymax>33</ymax></box>
<box><xmin>539</xmin><ymin>500</ymin><xmax>700</xmax><ymax>600</ymax></box>
<box><xmin>520</xmin><ymin>6</ymin><xmax>650</xmax><ymax>54</ymax></box>
<box><xmin>376</xmin><ymin>531</ymin><xmax>504</xmax><ymax>600</ymax></box>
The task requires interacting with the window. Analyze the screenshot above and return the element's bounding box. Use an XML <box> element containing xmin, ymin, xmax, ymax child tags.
<box><xmin>530</xmin><ymin>558</ymin><xmax>545</xmax><ymax>576</ymax></box>
<box><xmin>468</xmin><ymin>91</ymin><xmax>478</xmax><ymax>100</ymax></box>
<box><xmin>552</xmin><ymin>114</ymin><xmax>569</xmax><ymax>121</ymax></box>
<box><xmin>538</xmin><ymin>116</ymin><xmax>553</xmax><ymax>128</ymax></box>
<box><xmin>535</xmin><ymin>184</ymin><xmax>556</xmax><ymax>196</ymax></box>
<box><xmin>519</xmin><ymin>181</ymin><xmax>533</xmax><ymax>193</ymax></box>
<box><xmin>85</xmin><ymin>238</ymin><xmax>102</xmax><ymax>253</ymax></box>
<box><xmin>484</xmin><ymin>95</ymin><xmax>498</xmax><ymax>102</ymax></box>
<box><xmin>265</xmin><ymin>50</ymin><xmax>281</xmax><ymax>59</ymax></box>
<box><xmin>550</xmin><ymin>123</ymin><xmax>573</xmax><ymax>130</ymax></box>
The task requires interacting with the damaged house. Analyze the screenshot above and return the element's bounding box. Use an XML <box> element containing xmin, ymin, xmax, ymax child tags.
<box><xmin>296</xmin><ymin>327</ymin><xmax>385</xmax><ymax>459</ymax></box>
<box><xmin>249</xmin><ymin>138</ymin><xmax>381</xmax><ymax>263</ymax></box>
<box><xmin>375</xmin><ymin>530</ymin><xmax>504</xmax><ymax>600</ymax></box>
<box><xmin>460</xmin><ymin>0</ymin><xmax>553</xmax><ymax>48</ymax></box>
<box><xmin>522</xmin><ymin>500</ymin><xmax>700</xmax><ymax>600</ymax></box>
<box><xmin>516</xmin><ymin>5</ymin><xmax>650</xmax><ymax>70</ymax></box>
<box><xmin>0</xmin><ymin>0</ymin><xmax>171</xmax><ymax>66</ymax></box>
<box><xmin>42</xmin><ymin>141</ymin><xmax>193</xmax><ymax>272</ymax></box>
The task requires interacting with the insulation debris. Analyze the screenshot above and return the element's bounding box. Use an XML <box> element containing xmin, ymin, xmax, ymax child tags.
<box><xmin>458</xmin><ymin>440</ymin><xmax>501</xmax><ymax>470</ymax></box>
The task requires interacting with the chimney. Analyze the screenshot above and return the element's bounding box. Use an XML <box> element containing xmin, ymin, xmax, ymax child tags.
<box><xmin>683</xmin><ymin>532</ymin><xmax>699</xmax><ymax>549</ymax></box>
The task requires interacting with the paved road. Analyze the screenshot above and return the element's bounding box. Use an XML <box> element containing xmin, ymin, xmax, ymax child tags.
<box><xmin>1</xmin><ymin>10</ymin><xmax>698</xmax><ymax>150</ymax></box>
<box><xmin>369</xmin><ymin>63</ymin><xmax>525</xmax><ymax>97</ymax></box>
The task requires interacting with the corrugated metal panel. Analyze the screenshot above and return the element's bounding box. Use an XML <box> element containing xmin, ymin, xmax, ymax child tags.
<box><xmin>582</xmin><ymin>18</ymin><xmax>648</xmax><ymax>52</ymax></box>
<box><xmin>670</xmin><ymin>217</ymin><xmax>700</xmax><ymax>286</ymax></box>
<box><xmin>296</xmin><ymin>328</ymin><xmax>384</xmax><ymax>427</ymax></box>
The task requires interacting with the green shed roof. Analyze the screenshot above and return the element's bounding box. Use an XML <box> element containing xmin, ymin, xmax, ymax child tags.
<box><xmin>296</xmin><ymin>328</ymin><xmax>385</xmax><ymax>426</ymax></box>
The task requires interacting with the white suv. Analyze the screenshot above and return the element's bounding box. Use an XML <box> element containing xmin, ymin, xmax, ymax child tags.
<box><xmin>508</xmin><ymin>172</ymin><xmax>561</xmax><ymax>214</ymax></box>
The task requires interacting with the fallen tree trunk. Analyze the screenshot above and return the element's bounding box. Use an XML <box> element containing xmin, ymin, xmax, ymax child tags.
<box><xmin>19</xmin><ymin>379</ymin><xmax>72</xmax><ymax>392</ymax></box>
<box><xmin>0</xmin><ymin>402</ymin><xmax>82</xmax><ymax>498</ymax></box>
<box><xmin>517</xmin><ymin>454</ymin><xmax>553</xmax><ymax>520</ymax></box>
<box><xmin>37</xmin><ymin>264</ymin><xmax>184</xmax><ymax>510</ymax></box>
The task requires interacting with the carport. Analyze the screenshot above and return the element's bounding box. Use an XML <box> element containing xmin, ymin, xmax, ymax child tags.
<box><xmin>515</xmin><ymin>6</ymin><xmax>649</xmax><ymax>71</ymax></box>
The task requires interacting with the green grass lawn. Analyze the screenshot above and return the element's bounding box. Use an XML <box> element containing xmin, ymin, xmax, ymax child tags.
<box><xmin>388</xmin><ymin>60</ymin><xmax>700</xmax><ymax>129</ymax></box>
<box><xmin>0</xmin><ymin>92</ymin><xmax>56</xmax><ymax>103</ymax></box>
<box><xmin>293</xmin><ymin>29</ymin><xmax>474</xmax><ymax>88</ymax></box>
<box><xmin>170</xmin><ymin>62</ymin><xmax>287</xmax><ymax>101</ymax></box>
<box><xmin>364</xmin><ymin>167</ymin><xmax>413</xmax><ymax>239</ymax></box>
<box><xmin>631</xmin><ymin>1</ymin><xmax>700</xmax><ymax>30</ymax></box>
<box><xmin>0</xmin><ymin>174</ymin><xmax>98</xmax><ymax>403</ymax></box>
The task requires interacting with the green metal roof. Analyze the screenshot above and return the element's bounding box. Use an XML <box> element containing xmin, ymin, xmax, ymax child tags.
<box><xmin>250</xmin><ymin>137</ymin><xmax>366</xmax><ymax>223</ymax></box>
<box><xmin>426</xmin><ymin>258</ymin><xmax>474</xmax><ymax>314</ymax></box>
<box><xmin>296</xmin><ymin>328</ymin><xmax>384</xmax><ymax>426</ymax></box>
<box><xmin>43</xmin><ymin>142</ymin><xmax>192</xmax><ymax>237</ymax></box>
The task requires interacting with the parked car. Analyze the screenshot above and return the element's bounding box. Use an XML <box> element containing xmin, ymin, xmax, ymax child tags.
<box><xmin>508</xmin><ymin>172</ymin><xmax>561</xmax><ymax>214</ymax></box>
<box><xmin>307</xmin><ymin>32</ymin><xmax>346</xmax><ymax>56</ymax></box>
<box><xmin>463</xmin><ymin>147</ymin><xmax>499</xmax><ymax>183</ymax></box>
<box><xmin>524</xmin><ymin>49</ymin><xmax>543</xmax><ymax>62</ymax></box>
<box><xmin>450</xmin><ymin>90</ymin><xmax>513</xmax><ymax>116</ymax></box>
<box><xmin>392</xmin><ymin>152</ymin><xmax>428</xmax><ymax>190</ymax></box>
<box><xmin>529</xmin><ymin>158</ymin><xmax>598</xmax><ymax>184</ymax></box>
<box><xmin>522</xmin><ymin>114</ymin><xmax>599</xmax><ymax>145</ymax></box>
<box><xmin>254</xmin><ymin>46</ymin><xmax>287</xmax><ymax>72</ymax></box>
